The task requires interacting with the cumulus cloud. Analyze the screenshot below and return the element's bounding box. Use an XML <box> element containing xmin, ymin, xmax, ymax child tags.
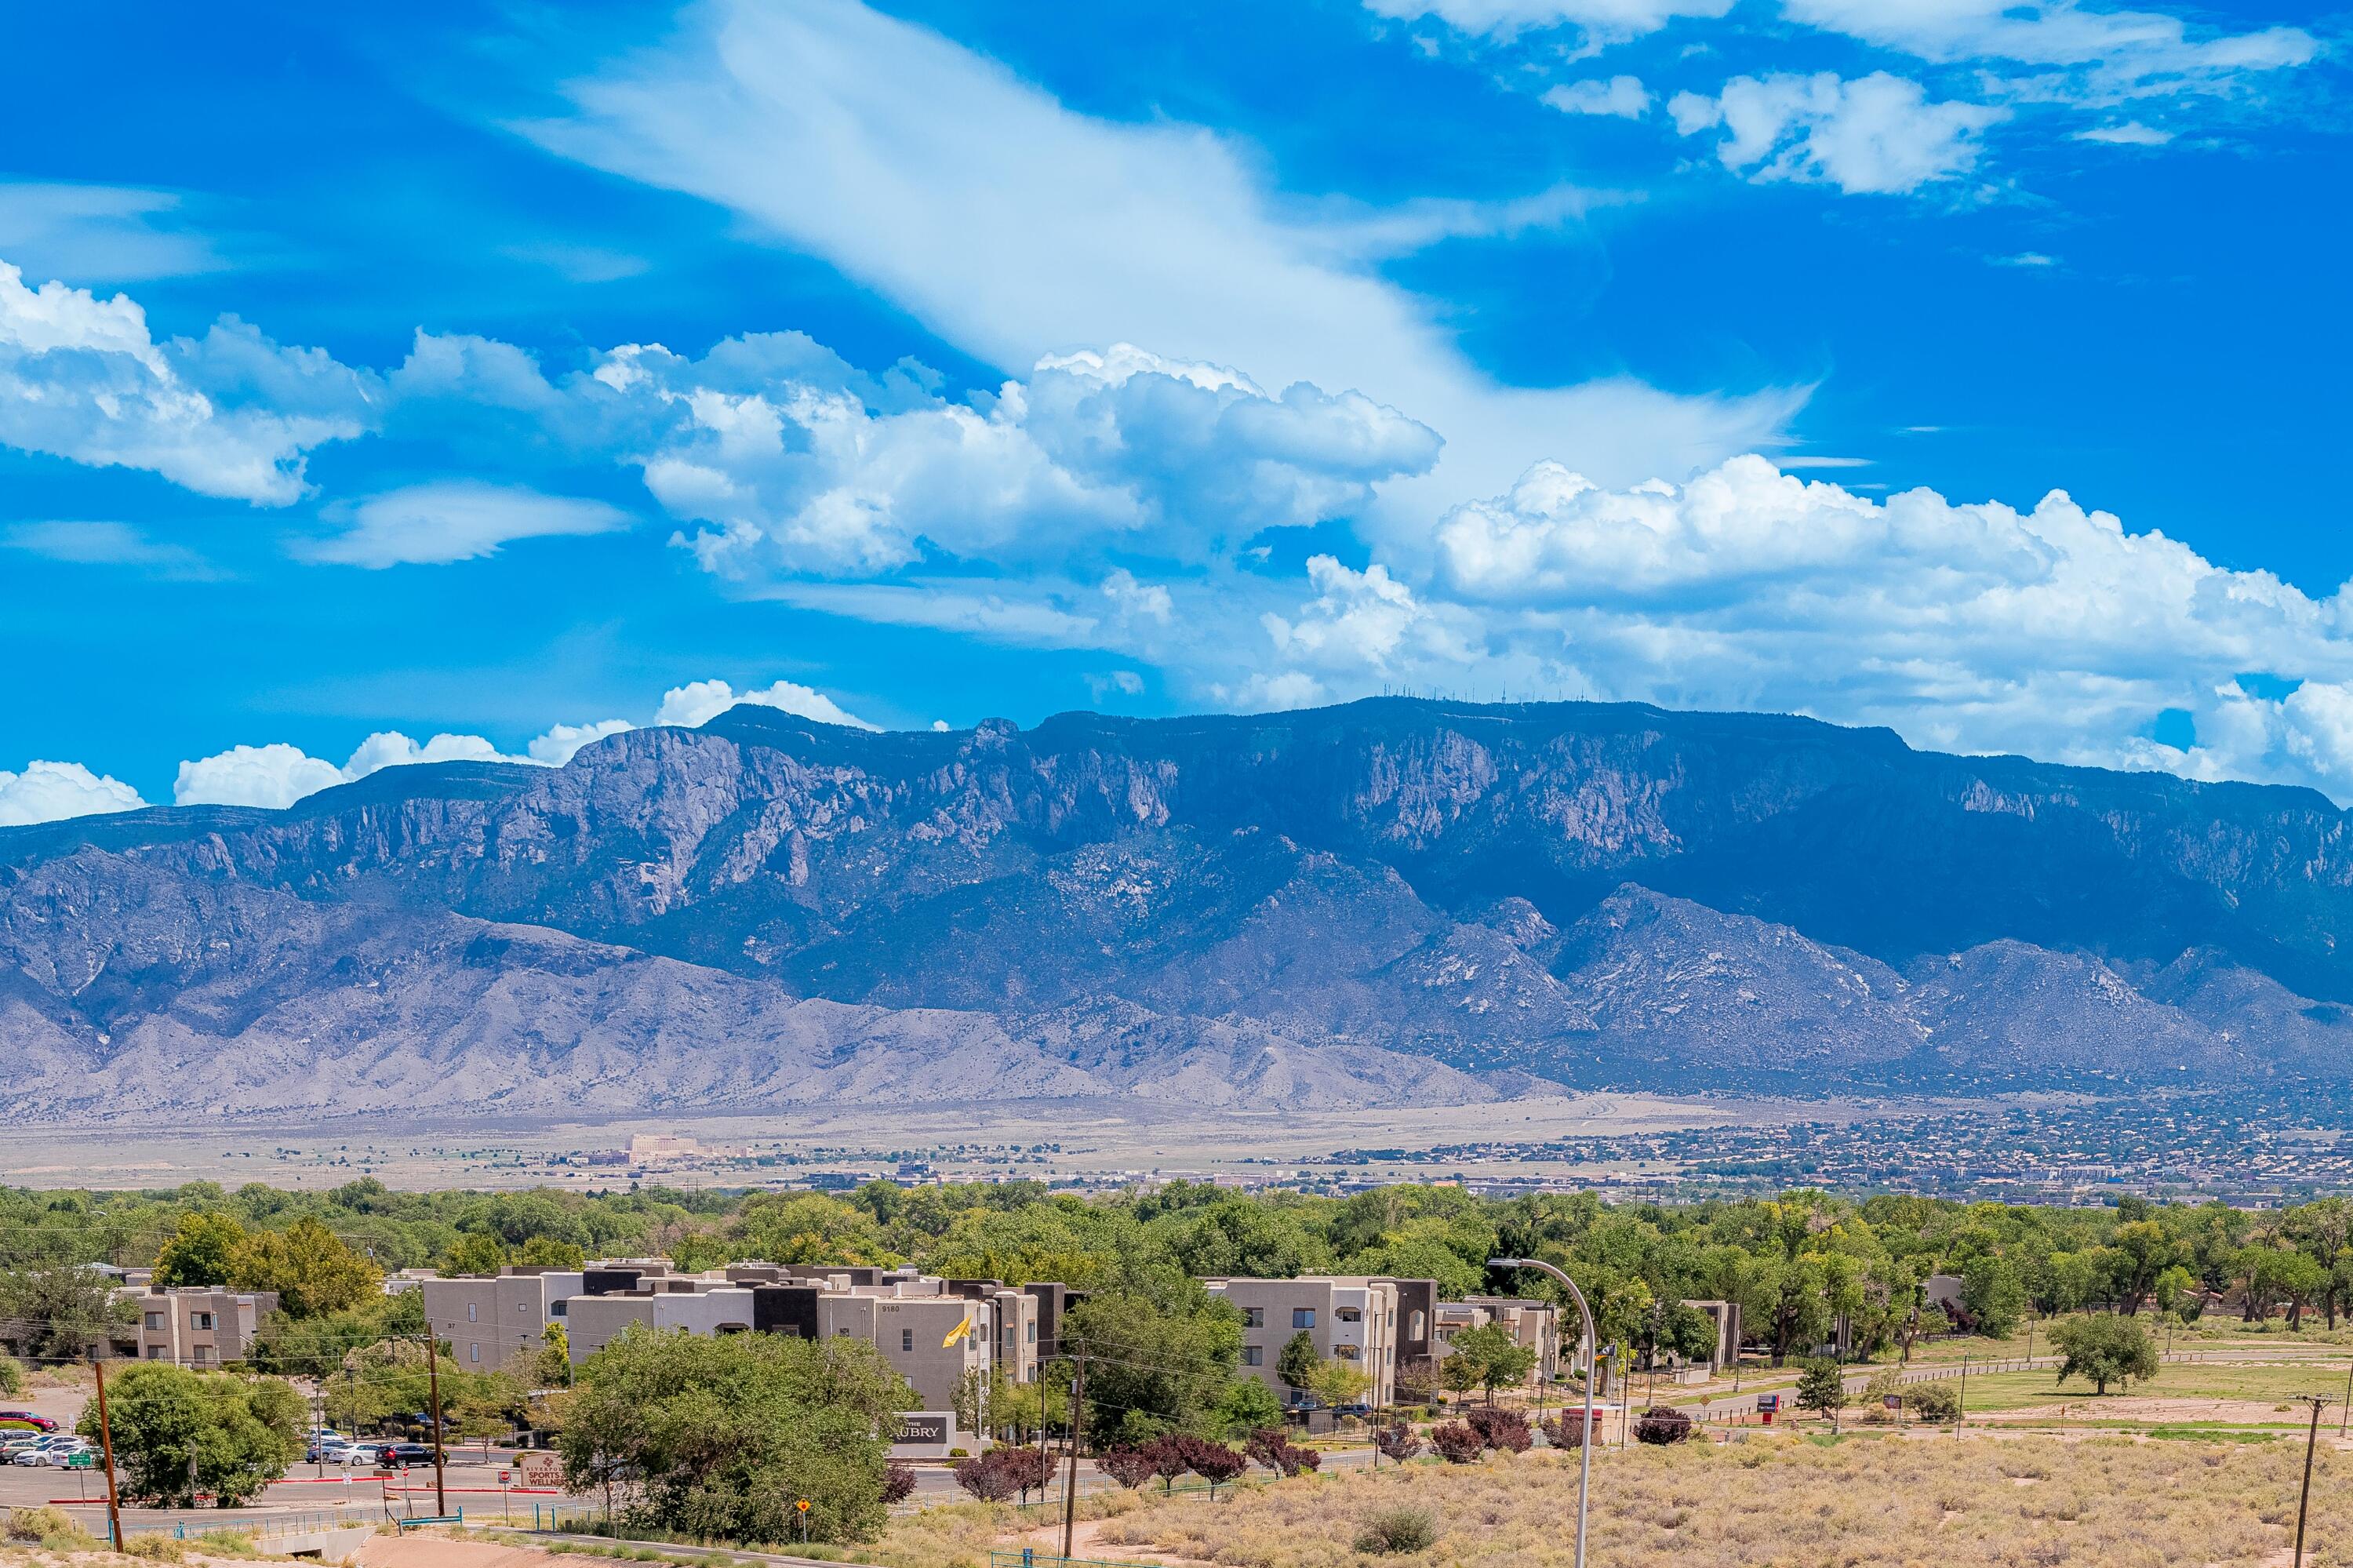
<box><xmin>529</xmin><ymin>719</ymin><xmax>635</xmax><ymax>766</ymax></box>
<box><xmin>1213</xmin><ymin>453</ymin><xmax>2353</xmax><ymax>803</ymax></box>
<box><xmin>653</xmin><ymin>678</ymin><xmax>878</xmax><ymax>732</ymax></box>
<box><xmin>0</xmin><ymin>760</ymin><xmax>147</xmax><ymax>827</ymax></box>
<box><xmin>0</xmin><ymin>260</ymin><xmax>373</xmax><ymax>504</ymax></box>
<box><xmin>612</xmin><ymin>337</ymin><xmax>1439</xmax><ymax>580</ymax></box>
<box><xmin>1543</xmin><ymin>77</ymin><xmax>1652</xmax><ymax>118</ymax></box>
<box><xmin>304</xmin><ymin>481</ymin><xmax>634</xmax><ymax>567</ymax></box>
<box><xmin>174</xmin><ymin>719</ymin><xmax>638</xmax><ymax>809</ymax></box>
<box><xmin>1670</xmin><ymin>73</ymin><xmax>2006</xmax><ymax>195</ymax></box>
<box><xmin>1363</xmin><ymin>0</ymin><xmax>1732</xmax><ymax>42</ymax></box>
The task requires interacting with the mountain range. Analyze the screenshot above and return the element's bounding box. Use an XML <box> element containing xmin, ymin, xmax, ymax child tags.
<box><xmin>7</xmin><ymin>697</ymin><xmax>2353</xmax><ymax>1124</ymax></box>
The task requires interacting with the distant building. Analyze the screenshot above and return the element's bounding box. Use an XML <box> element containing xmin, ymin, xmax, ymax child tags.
<box><xmin>422</xmin><ymin>1268</ymin><xmax>584</xmax><ymax>1374</ymax></box>
<box><xmin>1433</xmin><ymin>1297</ymin><xmax>1561</xmax><ymax>1384</ymax></box>
<box><xmin>125</xmin><ymin>1286</ymin><xmax>278</xmax><ymax>1368</ymax></box>
<box><xmin>1678</xmin><ymin>1300</ymin><xmax>1742</xmax><ymax>1373</ymax></box>
<box><xmin>1206</xmin><ymin>1276</ymin><xmax>1399</xmax><ymax>1410</ymax></box>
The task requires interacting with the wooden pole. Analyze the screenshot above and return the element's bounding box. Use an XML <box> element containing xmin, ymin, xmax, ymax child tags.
<box><xmin>2295</xmin><ymin>1397</ymin><xmax>2328</xmax><ymax>1568</ymax></box>
<box><xmin>1060</xmin><ymin>1355</ymin><xmax>1086</xmax><ymax>1559</ymax></box>
<box><xmin>424</xmin><ymin>1337</ymin><xmax>448</xmax><ymax>1517</ymax></box>
<box><xmin>92</xmin><ymin>1358</ymin><xmax>124</xmax><ymax>1552</ymax></box>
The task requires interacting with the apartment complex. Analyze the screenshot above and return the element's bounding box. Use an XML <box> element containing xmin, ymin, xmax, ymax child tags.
<box><xmin>126</xmin><ymin>1285</ymin><xmax>280</xmax><ymax>1367</ymax></box>
<box><xmin>1435</xmin><ymin>1295</ymin><xmax>1562</xmax><ymax>1382</ymax></box>
<box><xmin>556</xmin><ymin>1262</ymin><xmax>1032</xmax><ymax>1408</ymax></box>
<box><xmin>421</xmin><ymin>1268</ymin><xmax>584</xmax><ymax>1373</ymax></box>
<box><xmin>1207</xmin><ymin>1275</ymin><xmax>1401</xmax><ymax>1410</ymax></box>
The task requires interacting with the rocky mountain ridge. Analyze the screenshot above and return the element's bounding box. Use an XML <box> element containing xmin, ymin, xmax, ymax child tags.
<box><xmin>5</xmin><ymin>697</ymin><xmax>2349</xmax><ymax>1123</ymax></box>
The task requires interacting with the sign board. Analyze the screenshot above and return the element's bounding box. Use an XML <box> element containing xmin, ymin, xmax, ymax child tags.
<box><xmin>1883</xmin><ymin>1395</ymin><xmax>1902</xmax><ymax>1410</ymax></box>
<box><xmin>1754</xmin><ymin>1394</ymin><xmax>1780</xmax><ymax>1412</ymax></box>
<box><xmin>516</xmin><ymin>1452</ymin><xmax>565</xmax><ymax>1487</ymax></box>
<box><xmin>499</xmin><ymin>1469</ymin><xmax>512</xmax><ymax>1484</ymax></box>
<box><xmin>889</xmin><ymin>1411</ymin><xmax>958</xmax><ymax>1460</ymax></box>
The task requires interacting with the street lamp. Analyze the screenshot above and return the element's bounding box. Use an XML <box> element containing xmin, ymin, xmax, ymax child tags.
<box><xmin>1491</xmin><ymin>1258</ymin><xmax>1596</xmax><ymax>1568</ymax></box>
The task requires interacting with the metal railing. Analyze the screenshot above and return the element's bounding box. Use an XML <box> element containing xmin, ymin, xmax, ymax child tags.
<box><xmin>989</xmin><ymin>1552</ymin><xmax>1165</xmax><ymax>1568</ymax></box>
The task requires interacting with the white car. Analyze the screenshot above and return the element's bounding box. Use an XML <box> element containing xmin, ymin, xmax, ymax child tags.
<box><xmin>13</xmin><ymin>1442</ymin><xmax>92</xmax><ymax>1467</ymax></box>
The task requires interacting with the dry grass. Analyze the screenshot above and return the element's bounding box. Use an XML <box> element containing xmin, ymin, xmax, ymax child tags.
<box><xmin>1094</xmin><ymin>1435</ymin><xmax>2353</xmax><ymax>1567</ymax></box>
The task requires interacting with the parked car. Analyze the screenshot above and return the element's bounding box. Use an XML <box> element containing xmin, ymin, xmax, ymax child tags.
<box><xmin>15</xmin><ymin>1442</ymin><xmax>95</xmax><ymax>1468</ymax></box>
<box><xmin>0</xmin><ymin>1411</ymin><xmax>58</xmax><ymax>1432</ymax></box>
<box><xmin>308</xmin><ymin>1435</ymin><xmax>368</xmax><ymax>1463</ymax></box>
<box><xmin>373</xmin><ymin>1442</ymin><xmax>438</xmax><ymax>1468</ymax></box>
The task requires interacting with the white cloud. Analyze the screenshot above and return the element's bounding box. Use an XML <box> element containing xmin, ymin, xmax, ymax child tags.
<box><xmin>304</xmin><ymin>481</ymin><xmax>633</xmax><ymax>567</ymax></box>
<box><xmin>1992</xmin><ymin>252</ymin><xmax>2060</xmax><ymax>267</ymax></box>
<box><xmin>1364</xmin><ymin>0</ymin><xmax>1732</xmax><ymax>42</ymax></box>
<box><xmin>0</xmin><ymin>760</ymin><xmax>147</xmax><ymax>827</ymax></box>
<box><xmin>1543</xmin><ymin>77</ymin><xmax>1653</xmax><ymax>118</ymax></box>
<box><xmin>0</xmin><ymin>260</ymin><xmax>372</xmax><ymax>504</ymax></box>
<box><xmin>654</xmin><ymin>678</ymin><xmax>878</xmax><ymax>732</ymax></box>
<box><xmin>0</xmin><ymin>182</ymin><xmax>225</xmax><ymax>283</ymax></box>
<box><xmin>2075</xmin><ymin>121</ymin><xmax>2174</xmax><ymax>144</ymax></box>
<box><xmin>1781</xmin><ymin>0</ymin><xmax>2317</xmax><ymax>94</ymax></box>
<box><xmin>1671</xmin><ymin>72</ymin><xmax>2006</xmax><ymax>195</ymax></box>
<box><xmin>613</xmin><ymin>337</ymin><xmax>1440</xmax><ymax>580</ymax></box>
<box><xmin>173</xmin><ymin>743</ymin><xmax>349</xmax><ymax>809</ymax></box>
<box><xmin>2</xmin><ymin>519</ymin><xmax>216</xmax><ymax>577</ymax></box>
<box><xmin>518</xmin><ymin>0</ymin><xmax>1792</xmax><ymax>542</ymax></box>
<box><xmin>529</xmin><ymin>719</ymin><xmax>635</xmax><ymax>766</ymax></box>
<box><xmin>1206</xmin><ymin>453</ymin><xmax>2353</xmax><ymax>803</ymax></box>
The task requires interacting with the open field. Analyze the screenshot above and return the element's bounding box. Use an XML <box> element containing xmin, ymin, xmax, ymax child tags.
<box><xmin>1091</xmin><ymin>1435</ymin><xmax>2353</xmax><ymax>1568</ymax></box>
<box><xmin>1961</xmin><ymin>1359</ymin><xmax>2353</xmax><ymax>1415</ymax></box>
<box><xmin>0</xmin><ymin>1093</ymin><xmax>1926</xmax><ymax>1191</ymax></box>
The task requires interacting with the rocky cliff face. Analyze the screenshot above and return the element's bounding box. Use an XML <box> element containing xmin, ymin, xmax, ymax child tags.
<box><xmin>7</xmin><ymin>697</ymin><xmax>2351</xmax><ymax>1123</ymax></box>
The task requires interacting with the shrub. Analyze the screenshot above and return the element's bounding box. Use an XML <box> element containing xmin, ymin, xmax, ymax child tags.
<box><xmin>952</xmin><ymin>1450</ymin><xmax>1025</xmax><ymax>1503</ymax></box>
<box><xmin>1373</xmin><ymin>1421</ymin><xmax>1424</xmax><ymax>1464</ymax></box>
<box><xmin>0</xmin><ymin>1355</ymin><xmax>24</xmax><ymax>1396</ymax></box>
<box><xmin>1539</xmin><ymin>1410</ymin><xmax>1598</xmax><ymax>1449</ymax></box>
<box><xmin>7</xmin><ymin>1506</ymin><xmax>75</xmax><ymax>1543</ymax></box>
<box><xmin>1353</xmin><ymin>1505</ymin><xmax>1438</xmax><ymax>1555</ymax></box>
<box><xmin>879</xmin><ymin>1462</ymin><xmax>915</xmax><ymax>1504</ymax></box>
<box><xmin>1246</xmin><ymin>1426</ymin><xmax>1322</xmax><ymax>1478</ymax></box>
<box><xmin>1634</xmin><ymin>1406</ymin><xmax>1693</xmax><ymax>1445</ymax></box>
<box><xmin>1174</xmin><ymin>1435</ymin><xmax>1246</xmax><ymax>1495</ymax></box>
<box><xmin>1795</xmin><ymin>1359</ymin><xmax>1848</xmax><ymax>1417</ymax></box>
<box><xmin>1099</xmin><ymin>1447</ymin><xmax>1159</xmax><ymax>1489</ymax></box>
<box><xmin>1428</xmin><ymin>1422</ymin><xmax>1484</xmax><ymax>1464</ymax></box>
<box><xmin>121</xmin><ymin>1533</ymin><xmax>189</xmax><ymax>1561</ymax></box>
<box><xmin>1907</xmin><ymin>1381</ymin><xmax>1962</xmax><ymax>1424</ymax></box>
<box><xmin>1464</xmin><ymin>1407</ymin><xmax>1531</xmax><ymax>1453</ymax></box>
<box><xmin>1141</xmin><ymin>1435</ymin><xmax>1191</xmax><ymax>1493</ymax></box>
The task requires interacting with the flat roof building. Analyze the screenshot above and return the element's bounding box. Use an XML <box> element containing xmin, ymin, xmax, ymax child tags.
<box><xmin>1206</xmin><ymin>1276</ymin><xmax>1399</xmax><ymax>1410</ymax></box>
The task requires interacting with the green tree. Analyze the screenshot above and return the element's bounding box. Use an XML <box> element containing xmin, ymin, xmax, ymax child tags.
<box><xmin>1451</xmin><ymin>1322</ymin><xmax>1537</xmax><ymax>1403</ymax></box>
<box><xmin>442</xmin><ymin>1233</ymin><xmax>508</xmax><ymax>1276</ymax></box>
<box><xmin>516</xmin><ymin>1236</ymin><xmax>587</xmax><ymax>1271</ymax></box>
<box><xmin>736</xmin><ymin>1195</ymin><xmax>894</xmax><ymax>1266</ymax></box>
<box><xmin>152</xmin><ymin>1213</ymin><xmax>249</xmax><ymax>1289</ymax></box>
<box><xmin>0</xmin><ymin>1263</ymin><xmax>136</xmax><ymax>1358</ymax></box>
<box><xmin>1304</xmin><ymin>1357</ymin><xmax>1373</xmax><ymax>1411</ymax></box>
<box><xmin>230</xmin><ymin>1218</ymin><xmax>381</xmax><ymax>1318</ymax></box>
<box><xmin>1961</xmin><ymin>1255</ymin><xmax>2028</xmax><ymax>1339</ymax></box>
<box><xmin>1795</xmin><ymin>1358</ymin><xmax>1847</xmax><ymax>1422</ymax></box>
<box><xmin>1275</xmin><ymin>1330</ymin><xmax>1321</xmax><ymax>1395</ymax></box>
<box><xmin>562</xmin><ymin>1326</ymin><xmax>915</xmax><ymax>1544</ymax></box>
<box><xmin>1208</xmin><ymin>1377</ymin><xmax>1286</xmax><ymax>1438</ymax></box>
<box><xmin>75</xmin><ymin>1363</ymin><xmax>304</xmax><ymax>1506</ymax></box>
<box><xmin>2049</xmin><ymin>1312</ymin><xmax>2158</xmax><ymax>1395</ymax></box>
<box><xmin>1062</xmin><ymin>1282</ymin><xmax>1242</xmax><ymax>1446</ymax></box>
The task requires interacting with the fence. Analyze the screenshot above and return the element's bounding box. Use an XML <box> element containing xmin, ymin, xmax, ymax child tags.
<box><xmin>121</xmin><ymin>1508</ymin><xmax>365</xmax><ymax>1541</ymax></box>
<box><xmin>988</xmin><ymin>1552</ymin><xmax>1163</xmax><ymax>1568</ymax></box>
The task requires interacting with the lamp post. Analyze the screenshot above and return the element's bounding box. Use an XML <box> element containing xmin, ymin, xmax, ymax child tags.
<box><xmin>1490</xmin><ymin>1258</ymin><xmax>1596</xmax><ymax>1568</ymax></box>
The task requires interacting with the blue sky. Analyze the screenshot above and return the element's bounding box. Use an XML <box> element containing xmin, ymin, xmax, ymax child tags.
<box><xmin>2</xmin><ymin>0</ymin><xmax>2348</xmax><ymax>821</ymax></box>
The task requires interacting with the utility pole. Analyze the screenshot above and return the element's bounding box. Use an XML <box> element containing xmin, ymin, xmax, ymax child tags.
<box><xmin>424</xmin><ymin>1335</ymin><xmax>448</xmax><ymax>1517</ymax></box>
<box><xmin>2340</xmin><ymin>1357</ymin><xmax>2351</xmax><ymax>1439</ymax></box>
<box><xmin>2294</xmin><ymin>1395</ymin><xmax>2333</xmax><ymax>1568</ymax></box>
<box><xmin>92</xmin><ymin>1358</ymin><xmax>123</xmax><ymax>1552</ymax></box>
<box><xmin>1956</xmin><ymin>1355</ymin><xmax>1969</xmax><ymax>1440</ymax></box>
<box><xmin>1060</xmin><ymin>1355</ymin><xmax>1086</xmax><ymax>1560</ymax></box>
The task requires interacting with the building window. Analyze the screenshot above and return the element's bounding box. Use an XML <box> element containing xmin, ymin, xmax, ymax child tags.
<box><xmin>1337</xmin><ymin>1308</ymin><xmax>1361</xmax><ymax>1322</ymax></box>
<box><xmin>469</xmin><ymin>1344</ymin><xmax>481</xmax><ymax>1363</ymax></box>
<box><xmin>1027</xmin><ymin>1323</ymin><xmax>1036</xmax><ymax>1344</ymax></box>
<box><xmin>1292</xmin><ymin>1308</ymin><xmax>1315</xmax><ymax>1329</ymax></box>
<box><xmin>144</xmin><ymin>1312</ymin><xmax>164</xmax><ymax>1330</ymax></box>
<box><xmin>1409</xmin><ymin>1311</ymin><xmax>1425</xmax><ymax>1340</ymax></box>
<box><xmin>551</xmin><ymin>1301</ymin><xmax>568</xmax><ymax>1317</ymax></box>
<box><xmin>467</xmin><ymin>1304</ymin><xmax>478</xmax><ymax>1322</ymax></box>
<box><xmin>1335</xmin><ymin>1344</ymin><xmax>1360</xmax><ymax>1360</ymax></box>
<box><xmin>191</xmin><ymin>1312</ymin><xmax>214</xmax><ymax>1330</ymax></box>
<box><xmin>1242</xmin><ymin>1346</ymin><xmax>1264</xmax><ymax>1366</ymax></box>
<box><xmin>902</xmin><ymin>1329</ymin><xmax>915</xmax><ymax>1352</ymax></box>
<box><xmin>145</xmin><ymin>1346</ymin><xmax>166</xmax><ymax>1359</ymax></box>
<box><xmin>191</xmin><ymin>1347</ymin><xmax>211</xmax><ymax>1365</ymax></box>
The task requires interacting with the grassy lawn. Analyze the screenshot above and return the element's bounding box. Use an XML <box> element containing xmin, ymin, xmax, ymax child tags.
<box><xmin>1090</xmin><ymin>1435</ymin><xmax>2353</xmax><ymax>1568</ymax></box>
<box><xmin>1955</xmin><ymin>1359</ymin><xmax>2352</xmax><ymax>1412</ymax></box>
